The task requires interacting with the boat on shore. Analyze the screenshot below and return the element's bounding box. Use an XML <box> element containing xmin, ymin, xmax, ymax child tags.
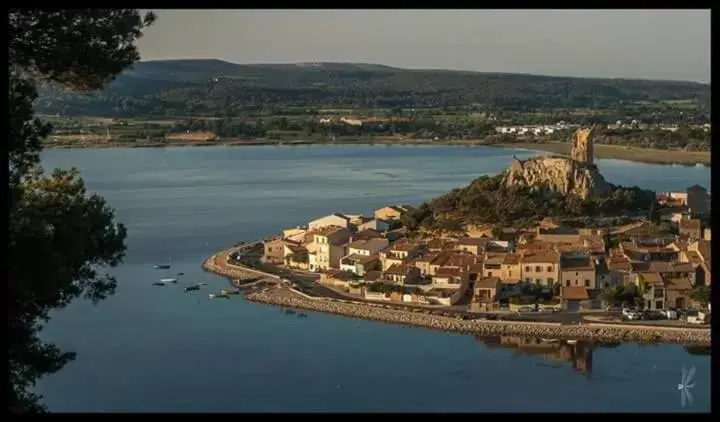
<box><xmin>221</xmin><ymin>288</ymin><xmax>240</xmax><ymax>295</ymax></box>
<box><xmin>160</xmin><ymin>278</ymin><xmax>178</xmax><ymax>283</ymax></box>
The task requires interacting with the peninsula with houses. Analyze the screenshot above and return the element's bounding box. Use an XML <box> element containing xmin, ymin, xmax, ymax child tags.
<box><xmin>204</xmin><ymin>128</ymin><xmax>711</xmax><ymax>345</ymax></box>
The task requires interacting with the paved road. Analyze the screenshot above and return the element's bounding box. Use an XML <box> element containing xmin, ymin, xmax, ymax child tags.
<box><xmin>247</xmin><ymin>261</ymin><xmax>348</xmax><ymax>300</ymax></box>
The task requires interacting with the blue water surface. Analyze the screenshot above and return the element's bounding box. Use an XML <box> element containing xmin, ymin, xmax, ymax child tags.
<box><xmin>35</xmin><ymin>145</ymin><xmax>711</xmax><ymax>412</ymax></box>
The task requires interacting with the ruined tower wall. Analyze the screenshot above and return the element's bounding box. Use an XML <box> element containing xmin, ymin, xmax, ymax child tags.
<box><xmin>570</xmin><ymin>127</ymin><xmax>595</xmax><ymax>166</ymax></box>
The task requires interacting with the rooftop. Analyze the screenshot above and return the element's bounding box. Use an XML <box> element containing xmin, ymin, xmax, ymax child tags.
<box><xmin>475</xmin><ymin>276</ymin><xmax>502</xmax><ymax>289</ymax></box>
<box><xmin>561</xmin><ymin>286</ymin><xmax>589</xmax><ymax>301</ymax></box>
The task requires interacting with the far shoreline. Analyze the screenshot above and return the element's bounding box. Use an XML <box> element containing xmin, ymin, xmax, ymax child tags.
<box><xmin>44</xmin><ymin>139</ymin><xmax>711</xmax><ymax>167</ymax></box>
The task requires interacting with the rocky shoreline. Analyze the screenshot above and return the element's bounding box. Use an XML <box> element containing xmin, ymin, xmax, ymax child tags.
<box><xmin>246</xmin><ymin>290</ymin><xmax>711</xmax><ymax>346</ymax></box>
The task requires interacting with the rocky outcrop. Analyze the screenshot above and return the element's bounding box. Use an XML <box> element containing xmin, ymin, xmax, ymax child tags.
<box><xmin>503</xmin><ymin>156</ymin><xmax>611</xmax><ymax>199</ymax></box>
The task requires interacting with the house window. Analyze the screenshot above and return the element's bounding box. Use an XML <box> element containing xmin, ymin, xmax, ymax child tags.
<box><xmin>267</xmin><ymin>247</ymin><xmax>272</xmax><ymax>252</ymax></box>
<box><xmin>525</xmin><ymin>266</ymin><xmax>531</xmax><ymax>272</ymax></box>
<box><xmin>508</xmin><ymin>270</ymin><xmax>512</xmax><ymax>277</ymax></box>
<box><xmin>604</xmin><ymin>282</ymin><xmax>609</xmax><ymax>288</ymax></box>
<box><xmin>584</xmin><ymin>279</ymin><xmax>590</xmax><ymax>287</ymax></box>
<box><xmin>566</xmin><ymin>280</ymin><xmax>570</xmax><ymax>286</ymax></box>
<box><xmin>487</xmin><ymin>271</ymin><xmax>493</xmax><ymax>277</ymax></box>
<box><xmin>575</xmin><ymin>272</ymin><xmax>579</xmax><ymax>276</ymax></box>
<box><xmin>535</xmin><ymin>266</ymin><xmax>541</xmax><ymax>272</ymax></box>
<box><xmin>547</xmin><ymin>266</ymin><xmax>553</xmax><ymax>272</ymax></box>
<box><xmin>535</xmin><ymin>278</ymin><xmax>542</xmax><ymax>284</ymax></box>
<box><xmin>548</xmin><ymin>278</ymin><xmax>554</xmax><ymax>284</ymax></box>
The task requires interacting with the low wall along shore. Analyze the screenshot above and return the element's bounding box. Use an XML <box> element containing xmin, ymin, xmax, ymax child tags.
<box><xmin>204</xmin><ymin>247</ymin><xmax>710</xmax><ymax>346</ymax></box>
<box><xmin>246</xmin><ymin>290</ymin><xmax>711</xmax><ymax>346</ymax></box>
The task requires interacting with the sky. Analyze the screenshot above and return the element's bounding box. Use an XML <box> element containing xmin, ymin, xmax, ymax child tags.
<box><xmin>137</xmin><ymin>9</ymin><xmax>711</xmax><ymax>83</ymax></box>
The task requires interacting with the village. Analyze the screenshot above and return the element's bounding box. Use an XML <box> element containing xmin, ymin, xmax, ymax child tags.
<box><xmin>255</xmin><ymin>185</ymin><xmax>711</xmax><ymax>323</ymax></box>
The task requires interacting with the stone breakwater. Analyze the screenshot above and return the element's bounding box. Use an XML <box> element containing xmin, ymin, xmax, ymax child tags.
<box><xmin>247</xmin><ymin>291</ymin><xmax>711</xmax><ymax>346</ymax></box>
<box><xmin>202</xmin><ymin>245</ymin><xmax>275</xmax><ymax>281</ymax></box>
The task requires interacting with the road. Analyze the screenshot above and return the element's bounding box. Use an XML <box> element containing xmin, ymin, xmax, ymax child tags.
<box><xmin>232</xmin><ymin>256</ymin><xmax>602</xmax><ymax>324</ymax></box>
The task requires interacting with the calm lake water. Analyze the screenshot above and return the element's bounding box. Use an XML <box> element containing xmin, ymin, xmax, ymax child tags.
<box><xmin>36</xmin><ymin>145</ymin><xmax>711</xmax><ymax>412</ymax></box>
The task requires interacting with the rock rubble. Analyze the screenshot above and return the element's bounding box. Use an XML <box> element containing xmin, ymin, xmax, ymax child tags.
<box><xmin>247</xmin><ymin>290</ymin><xmax>711</xmax><ymax>346</ymax></box>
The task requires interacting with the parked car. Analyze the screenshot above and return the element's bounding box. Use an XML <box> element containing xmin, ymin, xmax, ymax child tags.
<box><xmin>622</xmin><ymin>308</ymin><xmax>641</xmax><ymax>320</ymax></box>
<box><xmin>660</xmin><ymin>308</ymin><xmax>679</xmax><ymax>319</ymax></box>
<box><xmin>517</xmin><ymin>306</ymin><xmax>535</xmax><ymax>313</ymax></box>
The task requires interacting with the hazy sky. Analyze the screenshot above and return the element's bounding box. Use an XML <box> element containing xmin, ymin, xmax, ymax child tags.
<box><xmin>137</xmin><ymin>9</ymin><xmax>710</xmax><ymax>82</ymax></box>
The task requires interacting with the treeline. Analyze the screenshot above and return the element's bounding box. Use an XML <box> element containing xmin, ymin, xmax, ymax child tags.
<box><xmin>35</xmin><ymin>59</ymin><xmax>710</xmax><ymax>117</ymax></box>
<box><xmin>400</xmin><ymin>174</ymin><xmax>657</xmax><ymax>231</ymax></box>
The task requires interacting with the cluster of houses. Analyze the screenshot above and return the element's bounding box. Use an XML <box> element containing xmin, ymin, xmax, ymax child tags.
<box><xmin>656</xmin><ymin>184</ymin><xmax>711</xmax><ymax>219</ymax></box>
<box><xmin>494</xmin><ymin>122</ymin><xmax>578</xmax><ymax>136</ymax></box>
<box><xmin>495</xmin><ymin>121</ymin><xmax>711</xmax><ymax>137</ymax></box>
<box><xmin>261</xmin><ymin>200</ymin><xmax>711</xmax><ymax>313</ymax></box>
<box><xmin>317</xmin><ymin>116</ymin><xmax>410</xmax><ymax>126</ymax></box>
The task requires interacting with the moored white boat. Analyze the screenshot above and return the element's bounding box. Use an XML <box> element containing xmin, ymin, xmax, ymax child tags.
<box><xmin>160</xmin><ymin>278</ymin><xmax>178</xmax><ymax>283</ymax></box>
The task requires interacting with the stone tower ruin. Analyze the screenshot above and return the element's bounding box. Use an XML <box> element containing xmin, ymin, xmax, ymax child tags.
<box><xmin>570</xmin><ymin>126</ymin><xmax>595</xmax><ymax>166</ymax></box>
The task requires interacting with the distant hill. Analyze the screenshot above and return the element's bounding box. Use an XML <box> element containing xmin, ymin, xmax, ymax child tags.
<box><xmin>34</xmin><ymin>59</ymin><xmax>711</xmax><ymax>117</ymax></box>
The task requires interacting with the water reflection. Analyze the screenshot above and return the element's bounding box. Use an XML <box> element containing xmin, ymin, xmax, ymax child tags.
<box><xmin>477</xmin><ymin>336</ymin><xmax>616</xmax><ymax>377</ymax></box>
<box><xmin>477</xmin><ymin>336</ymin><xmax>710</xmax><ymax>377</ymax></box>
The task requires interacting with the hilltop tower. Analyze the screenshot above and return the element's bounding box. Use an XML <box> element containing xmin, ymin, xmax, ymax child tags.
<box><xmin>570</xmin><ymin>126</ymin><xmax>595</xmax><ymax>166</ymax></box>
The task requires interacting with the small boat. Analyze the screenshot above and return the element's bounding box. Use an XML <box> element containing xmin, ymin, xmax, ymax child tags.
<box><xmin>541</xmin><ymin>338</ymin><xmax>560</xmax><ymax>343</ymax></box>
<box><xmin>221</xmin><ymin>288</ymin><xmax>240</xmax><ymax>295</ymax></box>
<box><xmin>184</xmin><ymin>285</ymin><xmax>200</xmax><ymax>292</ymax></box>
<box><xmin>566</xmin><ymin>340</ymin><xmax>579</xmax><ymax>345</ymax></box>
<box><xmin>298</xmin><ymin>312</ymin><xmax>308</xmax><ymax>318</ymax></box>
<box><xmin>177</xmin><ymin>272</ymin><xmax>184</xmax><ymax>276</ymax></box>
<box><xmin>284</xmin><ymin>309</ymin><xmax>296</xmax><ymax>315</ymax></box>
<box><xmin>160</xmin><ymin>278</ymin><xmax>178</xmax><ymax>283</ymax></box>
<box><xmin>209</xmin><ymin>293</ymin><xmax>230</xmax><ymax>299</ymax></box>
<box><xmin>153</xmin><ymin>254</ymin><xmax>172</xmax><ymax>270</ymax></box>
<box><xmin>152</xmin><ymin>281</ymin><xmax>166</xmax><ymax>286</ymax></box>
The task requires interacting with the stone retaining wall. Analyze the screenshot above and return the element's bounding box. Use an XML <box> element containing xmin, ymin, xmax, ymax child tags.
<box><xmin>246</xmin><ymin>291</ymin><xmax>710</xmax><ymax>346</ymax></box>
<box><xmin>202</xmin><ymin>247</ymin><xmax>279</xmax><ymax>281</ymax></box>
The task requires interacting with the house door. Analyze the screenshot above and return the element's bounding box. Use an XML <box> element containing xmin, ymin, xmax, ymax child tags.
<box><xmin>675</xmin><ymin>297</ymin><xmax>685</xmax><ymax>309</ymax></box>
<box><xmin>655</xmin><ymin>300</ymin><xmax>664</xmax><ymax>310</ymax></box>
<box><xmin>566</xmin><ymin>301</ymin><xmax>581</xmax><ymax>312</ymax></box>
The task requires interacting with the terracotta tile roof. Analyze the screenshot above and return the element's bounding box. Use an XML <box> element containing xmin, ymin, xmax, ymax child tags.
<box><xmin>607</xmin><ymin>257</ymin><xmax>632</xmax><ymax>272</ymax></box>
<box><xmin>475</xmin><ymin>276</ymin><xmax>502</xmax><ymax>289</ymax></box>
<box><xmin>560</xmin><ymin>256</ymin><xmax>595</xmax><ymax>271</ymax></box>
<box><xmin>352</xmin><ymin>229</ymin><xmax>382</xmax><ymax>240</ymax></box>
<box><xmin>469</xmin><ymin>263</ymin><xmax>485</xmax><ymax>273</ymax></box>
<box><xmin>561</xmin><ymin>286</ymin><xmax>589</xmax><ymax>301</ymax></box>
<box><xmin>385</xmin><ymin>263</ymin><xmax>414</xmax><ymax>276</ymax></box>
<box><xmin>363</xmin><ymin>271</ymin><xmax>382</xmax><ymax>282</ymax></box>
<box><xmin>445</xmin><ymin>253</ymin><xmax>478</xmax><ymax>268</ymax></box>
<box><xmin>314</xmin><ymin>225</ymin><xmax>347</xmax><ymax>236</ymax></box>
<box><xmin>458</xmin><ymin>237</ymin><xmax>488</xmax><ymax>246</ymax></box>
<box><xmin>435</xmin><ymin>267</ymin><xmax>461</xmax><ymax>278</ymax></box>
<box><xmin>665</xmin><ymin>278</ymin><xmax>693</xmax><ymax>291</ymax></box>
<box><xmin>638</xmin><ymin>272</ymin><xmax>664</xmax><ymax>285</ymax></box>
<box><xmin>415</xmin><ymin>253</ymin><xmax>439</xmax><ymax>264</ymax></box>
<box><xmin>521</xmin><ymin>251</ymin><xmax>560</xmax><ymax>264</ymax></box>
<box><xmin>390</xmin><ymin>240</ymin><xmax>421</xmax><ymax>252</ymax></box>
<box><xmin>502</xmin><ymin>253</ymin><xmax>521</xmax><ymax>265</ymax></box>
<box><xmin>483</xmin><ymin>253</ymin><xmax>507</xmax><ymax>265</ymax></box>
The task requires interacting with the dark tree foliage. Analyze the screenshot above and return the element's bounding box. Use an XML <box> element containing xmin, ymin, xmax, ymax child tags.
<box><xmin>401</xmin><ymin>173</ymin><xmax>656</xmax><ymax>232</ymax></box>
<box><xmin>8</xmin><ymin>9</ymin><xmax>155</xmax><ymax>413</ymax></box>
